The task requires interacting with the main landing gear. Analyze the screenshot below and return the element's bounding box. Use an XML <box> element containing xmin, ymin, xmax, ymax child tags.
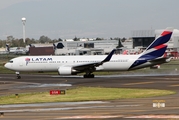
<box><xmin>83</xmin><ymin>67</ymin><xmax>96</xmax><ymax>78</ymax></box>
<box><xmin>16</xmin><ymin>72</ymin><xmax>21</xmax><ymax>79</ymax></box>
<box><xmin>83</xmin><ymin>73</ymin><xmax>94</xmax><ymax>78</ymax></box>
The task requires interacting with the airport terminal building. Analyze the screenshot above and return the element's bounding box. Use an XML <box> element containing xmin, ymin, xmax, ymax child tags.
<box><xmin>2</xmin><ymin>28</ymin><xmax>179</xmax><ymax>57</ymax></box>
<box><xmin>52</xmin><ymin>29</ymin><xmax>179</xmax><ymax>57</ymax></box>
<box><xmin>54</xmin><ymin>40</ymin><xmax>118</xmax><ymax>55</ymax></box>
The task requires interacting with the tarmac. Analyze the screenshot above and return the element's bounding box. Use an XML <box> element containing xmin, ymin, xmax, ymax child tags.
<box><xmin>0</xmin><ymin>73</ymin><xmax>179</xmax><ymax>119</ymax></box>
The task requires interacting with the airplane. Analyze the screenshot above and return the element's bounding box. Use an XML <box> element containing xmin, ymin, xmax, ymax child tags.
<box><xmin>5</xmin><ymin>44</ymin><xmax>27</xmax><ymax>55</ymax></box>
<box><xmin>4</xmin><ymin>28</ymin><xmax>173</xmax><ymax>79</ymax></box>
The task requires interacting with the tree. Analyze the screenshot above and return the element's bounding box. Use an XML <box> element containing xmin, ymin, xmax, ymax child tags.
<box><xmin>0</xmin><ymin>40</ymin><xmax>5</xmax><ymax>48</ymax></box>
<box><xmin>121</xmin><ymin>37</ymin><xmax>127</xmax><ymax>42</ymax></box>
<box><xmin>18</xmin><ymin>39</ymin><xmax>26</xmax><ymax>47</ymax></box>
<box><xmin>25</xmin><ymin>38</ymin><xmax>36</xmax><ymax>45</ymax></box>
<box><xmin>7</xmin><ymin>36</ymin><xmax>14</xmax><ymax>41</ymax></box>
<box><xmin>58</xmin><ymin>38</ymin><xmax>63</xmax><ymax>41</ymax></box>
<box><xmin>6</xmin><ymin>36</ymin><xmax>15</xmax><ymax>47</ymax></box>
<box><xmin>73</xmin><ymin>36</ymin><xmax>80</xmax><ymax>41</ymax></box>
<box><xmin>39</xmin><ymin>35</ymin><xmax>51</xmax><ymax>43</ymax></box>
<box><xmin>96</xmin><ymin>37</ymin><xmax>103</xmax><ymax>40</ymax></box>
<box><xmin>113</xmin><ymin>37</ymin><xmax>121</xmax><ymax>40</ymax></box>
<box><xmin>11</xmin><ymin>39</ymin><xmax>18</xmax><ymax>47</ymax></box>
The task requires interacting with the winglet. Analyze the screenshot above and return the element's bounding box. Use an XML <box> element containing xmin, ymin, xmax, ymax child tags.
<box><xmin>102</xmin><ymin>49</ymin><xmax>116</xmax><ymax>63</ymax></box>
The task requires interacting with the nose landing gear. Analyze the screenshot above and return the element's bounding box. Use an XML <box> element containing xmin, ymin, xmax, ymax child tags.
<box><xmin>15</xmin><ymin>72</ymin><xmax>21</xmax><ymax>79</ymax></box>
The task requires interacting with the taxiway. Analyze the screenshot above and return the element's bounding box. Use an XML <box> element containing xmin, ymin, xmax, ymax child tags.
<box><xmin>0</xmin><ymin>74</ymin><xmax>179</xmax><ymax>119</ymax></box>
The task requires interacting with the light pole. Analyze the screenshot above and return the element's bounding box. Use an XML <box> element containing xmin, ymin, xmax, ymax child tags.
<box><xmin>22</xmin><ymin>17</ymin><xmax>26</xmax><ymax>43</ymax></box>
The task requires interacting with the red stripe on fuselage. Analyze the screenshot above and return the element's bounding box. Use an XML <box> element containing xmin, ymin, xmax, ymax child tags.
<box><xmin>161</xmin><ymin>31</ymin><xmax>172</xmax><ymax>36</ymax></box>
<box><xmin>154</xmin><ymin>44</ymin><xmax>167</xmax><ymax>50</ymax></box>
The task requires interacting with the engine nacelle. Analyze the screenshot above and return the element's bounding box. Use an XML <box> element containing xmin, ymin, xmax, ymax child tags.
<box><xmin>58</xmin><ymin>66</ymin><xmax>72</xmax><ymax>75</ymax></box>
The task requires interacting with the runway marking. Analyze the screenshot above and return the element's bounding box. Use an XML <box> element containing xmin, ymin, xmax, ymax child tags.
<box><xmin>123</xmin><ymin>82</ymin><xmax>154</xmax><ymax>86</ymax></box>
<box><xmin>125</xmin><ymin>115</ymin><xmax>179</xmax><ymax>118</ymax></box>
<box><xmin>14</xmin><ymin>83</ymin><xmax>72</xmax><ymax>89</ymax></box>
<box><xmin>169</xmin><ymin>84</ymin><xmax>179</xmax><ymax>87</ymax></box>
<box><xmin>1</xmin><ymin>105</ymin><xmax>123</xmax><ymax>113</ymax></box>
<box><xmin>0</xmin><ymin>101</ymin><xmax>107</xmax><ymax>108</ymax></box>
<box><xmin>56</xmin><ymin>115</ymin><xmax>123</xmax><ymax>119</ymax></box>
<box><xmin>1</xmin><ymin>104</ymin><xmax>141</xmax><ymax>112</ymax></box>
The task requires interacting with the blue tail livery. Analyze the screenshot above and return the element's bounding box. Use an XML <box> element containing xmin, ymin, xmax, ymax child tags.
<box><xmin>129</xmin><ymin>27</ymin><xmax>173</xmax><ymax>70</ymax></box>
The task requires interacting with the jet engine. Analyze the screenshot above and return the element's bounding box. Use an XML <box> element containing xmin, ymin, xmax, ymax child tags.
<box><xmin>58</xmin><ymin>66</ymin><xmax>77</xmax><ymax>75</ymax></box>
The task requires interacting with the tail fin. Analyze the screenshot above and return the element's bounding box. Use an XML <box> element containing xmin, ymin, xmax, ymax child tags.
<box><xmin>129</xmin><ymin>28</ymin><xmax>173</xmax><ymax>70</ymax></box>
<box><xmin>140</xmin><ymin>27</ymin><xmax>173</xmax><ymax>59</ymax></box>
<box><xmin>6</xmin><ymin>44</ymin><xmax>10</xmax><ymax>52</ymax></box>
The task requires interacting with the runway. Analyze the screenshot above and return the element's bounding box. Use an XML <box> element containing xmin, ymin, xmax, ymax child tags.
<box><xmin>0</xmin><ymin>73</ymin><xmax>179</xmax><ymax>119</ymax></box>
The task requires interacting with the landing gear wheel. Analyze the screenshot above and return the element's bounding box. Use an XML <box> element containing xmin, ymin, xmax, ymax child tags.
<box><xmin>83</xmin><ymin>74</ymin><xmax>95</xmax><ymax>78</ymax></box>
<box><xmin>83</xmin><ymin>74</ymin><xmax>87</xmax><ymax>78</ymax></box>
<box><xmin>17</xmin><ymin>75</ymin><xmax>21</xmax><ymax>79</ymax></box>
<box><xmin>15</xmin><ymin>72</ymin><xmax>21</xmax><ymax>79</ymax></box>
<box><xmin>91</xmin><ymin>74</ymin><xmax>94</xmax><ymax>78</ymax></box>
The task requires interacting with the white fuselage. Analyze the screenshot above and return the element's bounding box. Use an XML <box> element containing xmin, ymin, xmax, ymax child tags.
<box><xmin>5</xmin><ymin>54</ymin><xmax>142</xmax><ymax>72</ymax></box>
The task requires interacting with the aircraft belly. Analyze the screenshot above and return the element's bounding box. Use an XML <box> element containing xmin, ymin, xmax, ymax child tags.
<box><xmin>129</xmin><ymin>62</ymin><xmax>154</xmax><ymax>70</ymax></box>
<box><xmin>102</xmin><ymin>62</ymin><xmax>130</xmax><ymax>71</ymax></box>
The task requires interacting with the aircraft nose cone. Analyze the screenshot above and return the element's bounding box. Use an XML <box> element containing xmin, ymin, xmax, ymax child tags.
<box><xmin>4</xmin><ymin>63</ymin><xmax>9</xmax><ymax>69</ymax></box>
<box><xmin>4</xmin><ymin>63</ymin><xmax>7</xmax><ymax>68</ymax></box>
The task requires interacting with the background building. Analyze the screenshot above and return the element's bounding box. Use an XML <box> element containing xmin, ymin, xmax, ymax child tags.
<box><xmin>131</xmin><ymin>29</ymin><xmax>179</xmax><ymax>58</ymax></box>
<box><xmin>132</xmin><ymin>30</ymin><xmax>155</xmax><ymax>49</ymax></box>
<box><xmin>54</xmin><ymin>40</ymin><xmax>118</xmax><ymax>55</ymax></box>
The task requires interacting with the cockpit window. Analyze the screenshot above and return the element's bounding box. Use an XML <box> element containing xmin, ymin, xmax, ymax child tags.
<box><xmin>9</xmin><ymin>61</ymin><xmax>13</xmax><ymax>63</ymax></box>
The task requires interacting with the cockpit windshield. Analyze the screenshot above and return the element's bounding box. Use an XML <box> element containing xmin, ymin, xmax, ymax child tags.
<box><xmin>9</xmin><ymin>60</ymin><xmax>13</xmax><ymax>63</ymax></box>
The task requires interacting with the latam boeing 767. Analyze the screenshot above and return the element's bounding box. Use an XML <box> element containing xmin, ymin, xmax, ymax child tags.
<box><xmin>4</xmin><ymin>28</ymin><xmax>173</xmax><ymax>78</ymax></box>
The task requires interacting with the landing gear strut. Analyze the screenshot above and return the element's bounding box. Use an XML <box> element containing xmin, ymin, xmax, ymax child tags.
<box><xmin>83</xmin><ymin>74</ymin><xmax>94</xmax><ymax>78</ymax></box>
<box><xmin>83</xmin><ymin>67</ymin><xmax>96</xmax><ymax>78</ymax></box>
<box><xmin>16</xmin><ymin>72</ymin><xmax>21</xmax><ymax>79</ymax></box>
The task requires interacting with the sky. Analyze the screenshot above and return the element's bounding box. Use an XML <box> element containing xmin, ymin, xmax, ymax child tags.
<box><xmin>0</xmin><ymin>0</ymin><xmax>179</xmax><ymax>40</ymax></box>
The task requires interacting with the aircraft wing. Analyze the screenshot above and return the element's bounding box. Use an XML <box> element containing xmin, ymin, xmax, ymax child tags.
<box><xmin>72</xmin><ymin>49</ymin><xmax>116</xmax><ymax>71</ymax></box>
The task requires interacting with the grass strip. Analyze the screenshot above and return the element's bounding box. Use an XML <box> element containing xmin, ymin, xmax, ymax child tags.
<box><xmin>0</xmin><ymin>87</ymin><xmax>176</xmax><ymax>105</ymax></box>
